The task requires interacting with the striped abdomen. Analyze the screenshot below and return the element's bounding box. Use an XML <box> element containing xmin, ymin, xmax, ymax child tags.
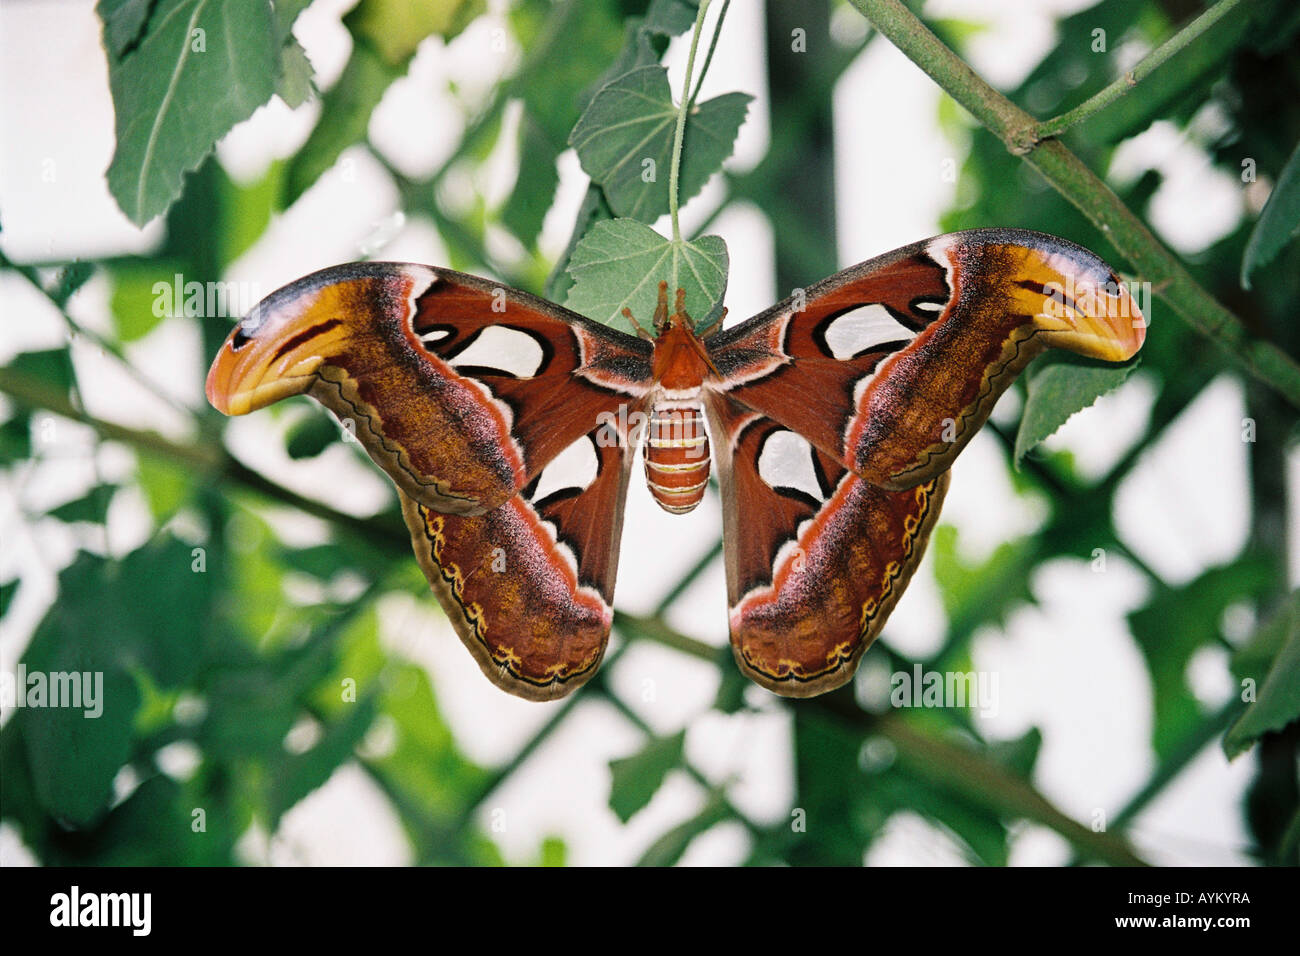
<box><xmin>644</xmin><ymin>404</ymin><xmax>710</xmax><ymax>514</ymax></box>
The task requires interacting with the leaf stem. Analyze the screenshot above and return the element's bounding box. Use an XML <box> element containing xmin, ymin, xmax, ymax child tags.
<box><xmin>1036</xmin><ymin>0</ymin><xmax>1245</xmax><ymax>140</ymax></box>
<box><xmin>845</xmin><ymin>0</ymin><xmax>1300</xmax><ymax>409</ymax></box>
<box><xmin>687</xmin><ymin>0</ymin><xmax>731</xmax><ymax>111</ymax></box>
<box><xmin>669</xmin><ymin>0</ymin><xmax>714</xmax><ymax>243</ymax></box>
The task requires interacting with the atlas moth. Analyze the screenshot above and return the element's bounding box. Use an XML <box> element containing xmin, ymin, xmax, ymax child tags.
<box><xmin>207</xmin><ymin>228</ymin><xmax>1143</xmax><ymax>700</ymax></box>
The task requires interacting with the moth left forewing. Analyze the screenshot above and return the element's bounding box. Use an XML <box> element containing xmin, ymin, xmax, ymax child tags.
<box><xmin>707</xmin><ymin>228</ymin><xmax>1144</xmax><ymax>491</ymax></box>
<box><xmin>400</xmin><ymin>416</ymin><xmax>642</xmax><ymax>701</ymax></box>
<box><xmin>705</xmin><ymin>393</ymin><xmax>949</xmax><ymax>697</ymax></box>
<box><xmin>207</xmin><ymin>262</ymin><xmax>652</xmax><ymax>516</ymax></box>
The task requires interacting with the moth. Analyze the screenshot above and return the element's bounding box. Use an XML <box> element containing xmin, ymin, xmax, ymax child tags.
<box><xmin>207</xmin><ymin>228</ymin><xmax>1143</xmax><ymax>701</ymax></box>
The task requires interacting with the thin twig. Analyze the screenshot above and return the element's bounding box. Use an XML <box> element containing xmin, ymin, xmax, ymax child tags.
<box><xmin>669</xmin><ymin>0</ymin><xmax>713</xmax><ymax>242</ymax></box>
<box><xmin>1036</xmin><ymin>0</ymin><xmax>1245</xmax><ymax>140</ymax></box>
<box><xmin>686</xmin><ymin>0</ymin><xmax>731</xmax><ymax>110</ymax></box>
<box><xmin>1</xmin><ymin>252</ymin><xmax>203</xmax><ymax>427</ymax></box>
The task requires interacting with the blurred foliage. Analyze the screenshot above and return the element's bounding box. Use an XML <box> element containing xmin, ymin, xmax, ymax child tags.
<box><xmin>1</xmin><ymin>0</ymin><xmax>1297</xmax><ymax>867</ymax></box>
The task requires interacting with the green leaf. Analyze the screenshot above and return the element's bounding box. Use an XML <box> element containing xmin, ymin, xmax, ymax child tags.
<box><xmin>276</xmin><ymin>38</ymin><xmax>316</xmax><ymax>109</ymax></box>
<box><xmin>500</xmin><ymin>116</ymin><xmax>560</xmax><ymax>245</ymax></box>
<box><xmin>784</xmin><ymin>708</ymin><xmax>869</xmax><ymax>865</ymax></box>
<box><xmin>538</xmin><ymin>835</ymin><xmax>567</xmax><ymax>867</ymax></box>
<box><xmin>1242</xmin><ymin>139</ymin><xmax>1300</xmax><ymax>288</ymax></box>
<box><xmin>221</xmin><ymin>160</ymin><xmax>286</xmax><ymax>265</ymax></box>
<box><xmin>0</xmin><ymin>578</ymin><xmax>18</xmax><ymax>618</ymax></box>
<box><xmin>1129</xmin><ymin>560</ymin><xmax>1276</xmax><ymax>759</ymax></box>
<box><xmin>52</xmin><ymin>262</ymin><xmax>94</xmax><ymax>308</ymax></box>
<box><xmin>1224</xmin><ymin>593</ymin><xmax>1300</xmax><ymax>759</ymax></box>
<box><xmin>870</xmin><ymin>762</ymin><xmax>1011</xmax><ymax>865</ymax></box>
<box><xmin>711</xmin><ymin>663</ymin><xmax>749</xmax><ymax>714</ymax></box>
<box><xmin>20</xmin><ymin>665</ymin><xmax>140</xmax><ymax>828</ymax></box>
<box><xmin>0</xmin><ymin>414</ymin><xmax>32</xmax><ymax>462</ymax></box>
<box><xmin>284</xmin><ymin>45</ymin><xmax>398</xmax><ymax>205</ymax></box>
<box><xmin>564</xmin><ymin>219</ymin><xmax>728</xmax><ymax>333</ymax></box>
<box><xmin>545</xmin><ymin>184</ymin><xmax>612</xmax><ymax>303</ymax></box>
<box><xmin>271</xmin><ymin>0</ymin><xmax>316</xmax><ymax>109</ymax></box>
<box><xmin>643</xmin><ymin>0</ymin><xmax>699</xmax><ymax>37</ymax></box>
<box><xmin>367</xmin><ymin>659</ymin><xmax>492</xmax><ymax>826</ymax></box>
<box><xmin>285</xmin><ymin>409</ymin><xmax>341</xmax><ymax>459</ymax></box>
<box><xmin>636</xmin><ymin>791</ymin><xmax>729</xmax><ymax>866</ymax></box>
<box><xmin>274</xmin><ymin>0</ymin><xmax>316</xmax><ymax>27</ymax></box>
<box><xmin>104</xmin><ymin>0</ymin><xmax>281</xmax><ymax>226</ymax></box>
<box><xmin>48</xmin><ymin>486</ymin><xmax>116</xmax><ymax>524</ymax></box>
<box><xmin>269</xmin><ymin>693</ymin><xmax>378</xmax><ymax>825</ymax></box>
<box><xmin>347</xmin><ymin>0</ymin><xmax>484</xmax><ymax>65</ymax></box>
<box><xmin>581</xmin><ymin>21</ymin><xmax>662</xmax><ymax>115</ymax></box>
<box><xmin>136</xmin><ymin>453</ymin><xmax>191</xmax><ymax>520</ymax></box>
<box><xmin>1230</xmin><ymin>595</ymin><xmax>1293</xmax><ymax>687</ymax></box>
<box><xmin>97</xmin><ymin>0</ymin><xmax>152</xmax><ymax>59</ymax></box>
<box><xmin>608</xmin><ymin>730</ymin><xmax>685</xmax><ymax>823</ymax></box>
<box><xmin>1014</xmin><ymin>353</ymin><xmax>1139</xmax><ymax>467</ymax></box>
<box><xmin>930</xmin><ymin>524</ymin><xmax>1036</xmax><ymax>648</ymax></box>
<box><xmin>15</xmin><ymin>545</ymin><xmax>226</xmax><ymax>825</ymax></box>
<box><xmin>109</xmin><ymin>263</ymin><xmax>170</xmax><ymax>342</ymax></box>
<box><xmin>569</xmin><ymin>65</ymin><xmax>750</xmax><ymax>222</ymax></box>
<box><xmin>8</xmin><ymin>349</ymin><xmax>74</xmax><ymax>396</ymax></box>
<box><xmin>278</xmin><ymin>543</ymin><xmax>353</xmax><ymax>581</ymax></box>
<box><xmin>985</xmin><ymin>726</ymin><xmax>1043</xmax><ymax>779</ymax></box>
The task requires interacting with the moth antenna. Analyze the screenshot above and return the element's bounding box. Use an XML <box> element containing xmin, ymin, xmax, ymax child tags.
<box><xmin>687</xmin><ymin>329</ymin><xmax>723</xmax><ymax>378</ymax></box>
<box><xmin>702</xmin><ymin>307</ymin><xmax>728</xmax><ymax>338</ymax></box>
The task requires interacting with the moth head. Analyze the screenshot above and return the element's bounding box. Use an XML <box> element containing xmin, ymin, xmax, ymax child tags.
<box><xmin>206</xmin><ymin>263</ymin><xmax>421</xmax><ymax>416</ymax></box>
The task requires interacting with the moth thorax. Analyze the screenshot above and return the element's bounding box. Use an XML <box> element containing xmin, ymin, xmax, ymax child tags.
<box><xmin>644</xmin><ymin>404</ymin><xmax>710</xmax><ymax>515</ymax></box>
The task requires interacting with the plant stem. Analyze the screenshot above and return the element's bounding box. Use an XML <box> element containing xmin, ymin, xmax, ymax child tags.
<box><xmin>1037</xmin><ymin>0</ymin><xmax>1245</xmax><ymax>140</ymax></box>
<box><xmin>845</xmin><ymin>0</ymin><xmax>1300</xmax><ymax>409</ymax></box>
<box><xmin>0</xmin><ymin>366</ymin><xmax>407</xmax><ymax>556</ymax></box>
<box><xmin>875</xmin><ymin>712</ymin><xmax>1149</xmax><ymax>866</ymax></box>
<box><xmin>687</xmin><ymin>0</ymin><xmax>731</xmax><ymax>110</ymax></box>
<box><xmin>669</xmin><ymin>0</ymin><xmax>713</xmax><ymax>243</ymax></box>
<box><xmin>1</xmin><ymin>252</ymin><xmax>202</xmax><ymax>427</ymax></box>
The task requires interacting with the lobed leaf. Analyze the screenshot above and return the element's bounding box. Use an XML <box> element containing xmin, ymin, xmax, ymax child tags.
<box><xmin>564</xmin><ymin>218</ymin><xmax>728</xmax><ymax>333</ymax></box>
<box><xmin>608</xmin><ymin>730</ymin><xmax>685</xmax><ymax>823</ymax></box>
<box><xmin>569</xmin><ymin>65</ymin><xmax>750</xmax><ymax>222</ymax></box>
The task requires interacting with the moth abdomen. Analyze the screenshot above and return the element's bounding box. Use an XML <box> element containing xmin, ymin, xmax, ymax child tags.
<box><xmin>644</xmin><ymin>404</ymin><xmax>710</xmax><ymax>514</ymax></box>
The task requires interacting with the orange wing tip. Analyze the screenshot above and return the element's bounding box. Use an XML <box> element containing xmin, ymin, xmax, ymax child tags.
<box><xmin>206</xmin><ymin>355</ymin><xmax>324</xmax><ymax>416</ymax></box>
<box><xmin>1022</xmin><ymin>249</ymin><xmax>1146</xmax><ymax>362</ymax></box>
<box><xmin>204</xmin><ymin>279</ymin><xmax>346</xmax><ymax>417</ymax></box>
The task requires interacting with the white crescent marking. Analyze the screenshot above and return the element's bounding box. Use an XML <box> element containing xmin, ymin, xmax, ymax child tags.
<box><xmin>756</xmin><ymin>430</ymin><xmax>824</xmax><ymax>502</ymax></box>
<box><xmin>530</xmin><ymin>434</ymin><xmax>600</xmax><ymax>503</ymax></box>
<box><xmin>822</xmin><ymin>303</ymin><xmax>916</xmax><ymax>359</ymax></box>
<box><xmin>449</xmin><ymin>325</ymin><xmax>546</xmax><ymax>378</ymax></box>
